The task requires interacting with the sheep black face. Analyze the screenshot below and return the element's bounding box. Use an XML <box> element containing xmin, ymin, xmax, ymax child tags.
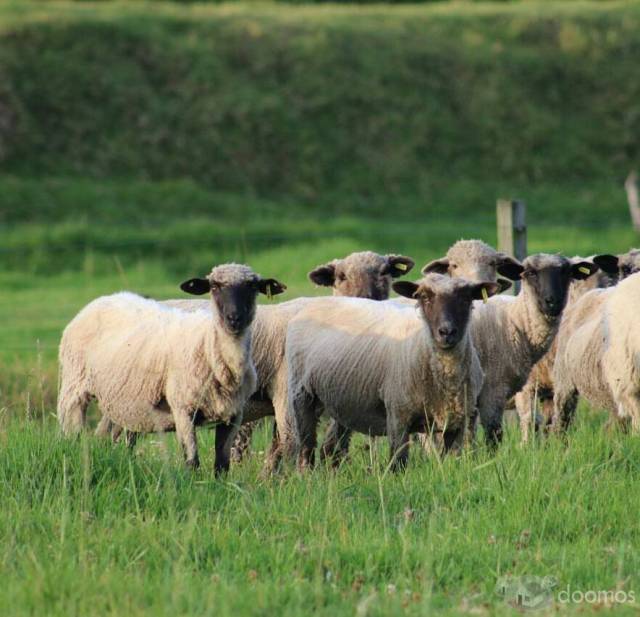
<box><xmin>309</xmin><ymin>251</ymin><xmax>414</xmax><ymax>301</ymax></box>
<box><xmin>521</xmin><ymin>255</ymin><xmax>597</xmax><ymax>318</ymax></box>
<box><xmin>180</xmin><ymin>265</ymin><xmax>286</xmax><ymax>336</ymax></box>
<box><xmin>394</xmin><ymin>274</ymin><xmax>500</xmax><ymax>350</ymax></box>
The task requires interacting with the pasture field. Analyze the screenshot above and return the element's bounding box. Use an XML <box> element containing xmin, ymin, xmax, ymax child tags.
<box><xmin>2</xmin><ymin>0</ymin><xmax>640</xmax><ymax>614</ymax></box>
<box><xmin>2</xmin><ymin>175</ymin><xmax>640</xmax><ymax>616</ymax></box>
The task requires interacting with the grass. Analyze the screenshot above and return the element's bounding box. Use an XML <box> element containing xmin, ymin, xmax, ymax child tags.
<box><xmin>0</xmin><ymin>411</ymin><xmax>639</xmax><ymax>616</ymax></box>
<box><xmin>1</xmin><ymin>175</ymin><xmax>638</xmax><ymax>615</ymax></box>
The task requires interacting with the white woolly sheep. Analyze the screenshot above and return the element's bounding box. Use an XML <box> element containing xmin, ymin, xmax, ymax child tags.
<box><xmin>96</xmin><ymin>251</ymin><xmax>415</xmax><ymax>467</ymax></box>
<box><xmin>284</xmin><ymin>274</ymin><xmax>500</xmax><ymax>471</ymax></box>
<box><xmin>513</xmin><ymin>254</ymin><xmax>620</xmax><ymax>441</ymax></box>
<box><xmin>552</xmin><ymin>271</ymin><xmax>640</xmax><ymax>433</ymax></box>
<box><xmin>470</xmin><ymin>253</ymin><xmax>599</xmax><ymax>447</ymax></box>
<box><xmin>57</xmin><ymin>264</ymin><xmax>286</xmax><ymax>473</ymax></box>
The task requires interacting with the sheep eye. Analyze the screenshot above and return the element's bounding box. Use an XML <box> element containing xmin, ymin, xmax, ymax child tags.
<box><xmin>451</xmin><ymin>264</ymin><xmax>458</xmax><ymax>270</ymax></box>
<box><xmin>622</xmin><ymin>266</ymin><xmax>631</xmax><ymax>276</ymax></box>
<box><xmin>524</xmin><ymin>270</ymin><xmax>537</xmax><ymax>278</ymax></box>
<box><xmin>210</xmin><ymin>283</ymin><xmax>220</xmax><ymax>291</ymax></box>
<box><xmin>337</xmin><ymin>272</ymin><xmax>347</xmax><ymax>282</ymax></box>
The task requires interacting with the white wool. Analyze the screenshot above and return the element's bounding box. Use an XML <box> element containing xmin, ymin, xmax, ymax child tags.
<box><xmin>553</xmin><ymin>272</ymin><xmax>640</xmax><ymax>431</ymax></box>
<box><xmin>284</xmin><ymin>289</ymin><xmax>483</xmax><ymax>461</ymax></box>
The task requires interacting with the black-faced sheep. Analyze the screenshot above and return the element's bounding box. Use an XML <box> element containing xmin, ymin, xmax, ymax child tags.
<box><xmin>513</xmin><ymin>254</ymin><xmax>620</xmax><ymax>441</ymax></box>
<box><xmin>285</xmin><ymin>274</ymin><xmax>500</xmax><ymax>471</ymax></box>
<box><xmin>57</xmin><ymin>264</ymin><xmax>286</xmax><ymax>474</ymax></box>
<box><xmin>470</xmin><ymin>254</ymin><xmax>598</xmax><ymax>447</ymax></box>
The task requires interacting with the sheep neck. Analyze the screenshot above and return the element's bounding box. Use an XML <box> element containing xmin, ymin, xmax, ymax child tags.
<box><xmin>508</xmin><ymin>287</ymin><xmax>561</xmax><ymax>365</ymax></box>
<box><xmin>203</xmin><ymin>309</ymin><xmax>252</xmax><ymax>395</ymax></box>
<box><xmin>420</xmin><ymin>326</ymin><xmax>473</xmax><ymax>385</ymax></box>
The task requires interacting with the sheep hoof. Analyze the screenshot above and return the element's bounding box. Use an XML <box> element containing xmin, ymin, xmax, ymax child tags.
<box><xmin>185</xmin><ymin>456</ymin><xmax>200</xmax><ymax>470</ymax></box>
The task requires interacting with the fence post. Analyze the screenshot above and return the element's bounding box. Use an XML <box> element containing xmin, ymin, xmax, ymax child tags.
<box><xmin>496</xmin><ymin>199</ymin><xmax>527</xmax><ymax>294</ymax></box>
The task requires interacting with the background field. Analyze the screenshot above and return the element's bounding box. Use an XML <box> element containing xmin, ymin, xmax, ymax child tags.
<box><xmin>1</xmin><ymin>1</ymin><xmax>640</xmax><ymax>615</ymax></box>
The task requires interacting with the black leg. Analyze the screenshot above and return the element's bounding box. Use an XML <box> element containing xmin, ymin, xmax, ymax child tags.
<box><xmin>214</xmin><ymin>420</ymin><xmax>240</xmax><ymax>476</ymax></box>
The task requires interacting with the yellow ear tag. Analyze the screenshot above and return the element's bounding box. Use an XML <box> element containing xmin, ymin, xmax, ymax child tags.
<box><xmin>266</xmin><ymin>283</ymin><xmax>272</xmax><ymax>301</ymax></box>
<box><xmin>579</xmin><ymin>266</ymin><xmax>591</xmax><ymax>275</ymax></box>
<box><xmin>396</xmin><ymin>263</ymin><xmax>408</xmax><ymax>271</ymax></box>
<box><xmin>481</xmin><ymin>287</ymin><xmax>489</xmax><ymax>304</ymax></box>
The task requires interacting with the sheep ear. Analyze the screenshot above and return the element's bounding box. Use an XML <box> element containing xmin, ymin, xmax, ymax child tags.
<box><xmin>392</xmin><ymin>281</ymin><xmax>420</xmax><ymax>299</ymax></box>
<box><xmin>257</xmin><ymin>278</ymin><xmax>287</xmax><ymax>296</ymax></box>
<box><xmin>592</xmin><ymin>254</ymin><xmax>619</xmax><ymax>275</ymax></box>
<box><xmin>308</xmin><ymin>263</ymin><xmax>336</xmax><ymax>287</ymax></box>
<box><xmin>180</xmin><ymin>278</ymin><xmax>210</xmax><ymax>295</ymax></box>
<box><xmin>497</xmin><ymin>279</ymin><xmax>512</xmax><ymax>293</ymax></box>
<box><xmin>471</xmin><ymin>282</ymin><xmax>501</xmax><ymax>301</ymax></box>
<box><xmin>421</xmin><ymin>257</ymin><xmax>449</xmax><ymax>276</ymax></box>
<box><xmin>571</xmin><ymin>261</ymin><xmax>598</xmax><ymax>280</ymax></box>
<box><xmin>496</xmin><ymin>254</ymin><xmax>524</xmax><ymax>280</ymax></box>
<box><xmin>385</xmin><ymin>254</ymin><xmax>415</xmax><ymax>278</ymax></box>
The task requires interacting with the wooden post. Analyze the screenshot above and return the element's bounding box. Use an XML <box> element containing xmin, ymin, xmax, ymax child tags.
<box><xmin>624</xmin><ymin>171</ymin><xmax>640</xmax><ymax>232</ymax></box>
<box><xmin>497</xmin><ymin>199</ymin><xmax>527</xmax><ymax>294</ymax></box>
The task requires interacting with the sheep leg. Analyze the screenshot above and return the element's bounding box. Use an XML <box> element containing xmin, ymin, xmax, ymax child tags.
<box><xmin>264</xmin><ymin>368</ymin><xmax>297</xmax><ymax>474</ymax></box>
<box><xmin>540</xmin><ymin>397</ymin><xmax>554</xmax><ymax>433</ymax></box>
<box><xmin>514</xmin><ymin>388</ymin><xmax>536</xmax><ymax>444</ymax></box>
<box><xmin>290</xmin><ymin>387</ymin><xmax>318</xmax><ymax>471</ymax></box>
<box><xmin>174</xmin><ymin>410</ymin><xmax>200</xmax><ymax>469</ymax></box>
<box><xmin>263</xmin><ymin>421</ymin><xmax>282</xmax><ymax>476</ymax></box>
<box><xmin>442</xmin><ymin>427</ymin><xmax>465</xmax><ymax>454</ymax></box>
<box><xmin>95</xmin><ymin>416</ymin><xmax>138</xmax><ymax>447</ymax></box>
<box><xmin>230</xmin><ymin>421</ymin><xmax>256</xmax><ymax>463</ymax></box>
<box><xmin>477</xmin><ymin>390</ymin><xmax>504</xmax><ymax>449</ymax></box>
<box><xmin>95</xmin><ymin>415</ymin><xmax>115</xmax><ymax>439</ymax></box>
<box><xmin>552</xmin><ymin>386</ymin><xmax>578</xmax><ymax>434</ymax></box>
<box><xmin>214</xmin><ymin>418</ymin><xmax>241</xmax><ymax>476</ymax></box>
<box><xmin>124</xmin><ymin>430</ymin><xmax>139</xmax><ymax>449</ymax></box>
<box><xmin>387</xmin><ymin>413</ymin><xmax>410</xmax><ymax>472</ymax></box>
<box><xmin>320</xmin><ymin>418</ymin><xmax>353</xmax><ymax>468</ymax></box>
<box><xmin>57</xmin><ymin>391</ymin><xmax>90</xmax><ymax>436</ymax></box>
<box><xmin>616</xmin><ymin>391</ymin><xmax>640</xmax><ymax>435</ymax></box>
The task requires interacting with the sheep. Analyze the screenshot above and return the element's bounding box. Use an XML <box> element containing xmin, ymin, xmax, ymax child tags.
<box><xmin>421</xmin><ymin>239</ymin><xmax>522</xmax><ymax>292</ymax></box>
<box><xmin>470</xmin><ymin>254</ymin><xmax>599</xmax><ymax>447</ymax></box>
<box><xmin>513</xmin><ymin>254</ymin><xmax>620</xmax><ymax>441</ymax></box>
<box><xmin>284</xmin><ymin>274</ymin><xmax>501</xmax><ymax>471</ymax></box>
<box><xmin>308</xmin><ymin>251</ymin><xmax>415</xmax><ymax>300</ymax></box>
<box><xmin>552</xmin><ymin>271</ymin><xmax>640</xmax><ymax>433</ymax></box>
<box><xmin>319</xmin><ymin>240</ymin><xmax>522</xmax><ymax>464</ymax></box>
<box><xmin>96</xmin><ymin>251</ymin><xmax>415</xmax><ymax>467</ymax></box>
<box><xmin>57</xmin><ymin>264</ymin><xmax>286</xmax><ymax>473</ymax></box>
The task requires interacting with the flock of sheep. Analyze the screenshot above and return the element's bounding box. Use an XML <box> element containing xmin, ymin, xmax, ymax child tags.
<box><xmin>56</xmin><ymin>241</ymin><xmax>640</xmax><ymax>473</ymax></box>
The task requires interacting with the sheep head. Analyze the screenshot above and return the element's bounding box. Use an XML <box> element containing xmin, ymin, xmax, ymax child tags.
<box><xmin>421</xmin><ymin>239</ymin><xmax>521</xmax><ymax>293</ymax></box>
<box><xmin>180</xmin><ymin>264</ymin><xmax>286</xmax><ymax>336</ymax></box>
<box><xmin>393</xmin><ymin>273</ymin><xmax>500</xmax><ymax>350</ymax></box>
<box><xmin>308</xmin><ymin>251</ymin><xmax>414</xmax><ymax>300</ymax></box>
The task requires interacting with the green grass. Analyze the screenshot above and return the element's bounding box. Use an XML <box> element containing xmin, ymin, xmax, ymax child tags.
<box><xmin>0</xmin><ymin>412</ymin><xmax>639</xmax><ymax>616</ymax></box>
<box><xmin>1</xmin><ymin>1</ymin><xmax>640</xmax><ymax>201</ymax></box>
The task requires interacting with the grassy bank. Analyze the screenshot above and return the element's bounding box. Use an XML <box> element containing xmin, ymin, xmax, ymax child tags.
<box><xmin>1</xmin><ymin>1</ymin><xmax>640</xmax><ymax>201</ymax></box>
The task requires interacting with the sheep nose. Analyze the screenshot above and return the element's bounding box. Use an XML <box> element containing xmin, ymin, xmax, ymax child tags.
<box><xmin>226</xmin><ymin>313</ymin><xmax>242</xmax><ymax>327</ymax></box>
<box><xmin>438</xmin><ymin>326</ymin><xmax>458</xmax><ymax>338</ymax></box>
<box><xmin>544</xmin><ymin>297</ymin><xmax>563</xmax><ymax>315</ymax></box>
